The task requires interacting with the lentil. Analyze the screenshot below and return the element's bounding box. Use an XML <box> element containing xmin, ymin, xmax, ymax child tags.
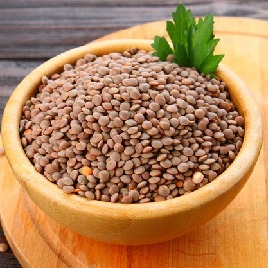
<box><xmin>0</xmin><ymin>242</ymin><xmax>9</xmax><ymax>253</ymax></box>
<box><xmin>81</xmin><ymin>166</ymin><xmax>93</xmax><ymax>176</ymax></box>
<box><xmin>158</xmin><ymin>185</ymin><xmax>170</xmax><ymax>197</ymax></box>
<box><xmin>0</xmin><ymin>147</ymin><xmax>5</xmax><ymax>156</ymax></box>
<box><xmin>192</xmin><ymin>172</ymin><xmax>204</xmax><ymax>184</ymax></box>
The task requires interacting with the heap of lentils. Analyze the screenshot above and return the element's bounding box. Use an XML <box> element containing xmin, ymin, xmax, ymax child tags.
<box><xmin>20</xmin><ymin>48</ymin><xmax>245</xmax><ymax>204</ymax></box>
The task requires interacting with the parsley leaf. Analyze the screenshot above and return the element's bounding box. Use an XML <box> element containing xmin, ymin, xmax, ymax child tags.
<box><xmin>151</xmin><ymin>36</ymin><xmax>173</xmax><ymax>61</ymax></box>
<box><xmin>151</xmin><ymin>4</ymin><xmax>224</xmax><ymax>75</ymax></box>
<box><xmin>166</xmin><ymin>5</ymin><xmax>194</xmax><ymax>66</ymax></box>
<box><xmin>199</xmin><ymin>54</ymin><xmax>224</xmax><ymax>74</ymax></box>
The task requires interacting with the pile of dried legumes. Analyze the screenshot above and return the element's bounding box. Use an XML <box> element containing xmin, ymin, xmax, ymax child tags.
<box><xmin>20</xmin><ymin>48</ymin><xmax>245</xmax><ymax>203</ymax></box>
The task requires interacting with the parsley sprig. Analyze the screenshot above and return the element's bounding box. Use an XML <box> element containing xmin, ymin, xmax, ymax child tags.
<box><xmin>152</xmin><ymin>4</ymin><xmax>224</xmax><ymax>75</ymax></box>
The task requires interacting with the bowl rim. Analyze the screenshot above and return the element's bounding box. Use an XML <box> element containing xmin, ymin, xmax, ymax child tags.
<box><xmin>1</xmin><ymin>39</ymin><xmax>262</xmax><ymax>219</ymax></box>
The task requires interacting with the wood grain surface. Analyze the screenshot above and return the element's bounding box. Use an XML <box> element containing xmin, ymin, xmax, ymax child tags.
<box><xmin>1</xmin><ymin>0</ymin><xmax>267</xmax><ymax>60</ymax></box>
<box><xmin>0</xmin><ymin>17</ymin><xmax>268</xmax><ymax>268</ymax></box>
<box><xmin>2</xmin><ymin>1</ymin><xmax>268</xmax><ymax>267</ymax></box>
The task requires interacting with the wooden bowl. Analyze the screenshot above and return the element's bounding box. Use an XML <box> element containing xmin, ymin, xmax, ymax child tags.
<box><xmin>1</xmin><ymin>39</ymin><xmax>262</xmax><ymax>245</ymax></box>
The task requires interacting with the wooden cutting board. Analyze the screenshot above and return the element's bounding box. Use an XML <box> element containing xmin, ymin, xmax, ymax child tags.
<box><xmin>0</xmin><ymin>17</ymin><xmax>268</xmax><ymax>268</ymax></box>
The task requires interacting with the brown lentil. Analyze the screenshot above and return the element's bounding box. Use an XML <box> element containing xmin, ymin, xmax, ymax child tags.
<box><xmin>158</xmin><ymin>185</ymin><xmax>170</xmax><ymax>197</ymax></box>
<box><xmin>0</xmin><ymin>242</ymin><xmax>9</xmax><ymax>253</ymax></box>
<box><xmin>0</xmin><ymin>147</ymin><xmax>5</xmax><ymax>156</ymax></box>
<box><xmin>192</xmin><ymin>172</ymin><xmax>204</xmax><ymax>184</ymax></box>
